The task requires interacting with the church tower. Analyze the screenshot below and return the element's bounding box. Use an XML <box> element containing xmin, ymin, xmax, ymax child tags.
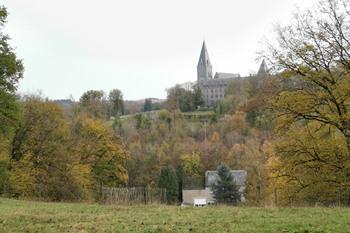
<box><xmin>197</xmin><ymin>41</ymin><xmax>213</xmax><ymax>82</ymax></box>
<box><xmin>257</xmin><ymin>59</ymin><xmax>268</xmax><ymax>76</ymax></box>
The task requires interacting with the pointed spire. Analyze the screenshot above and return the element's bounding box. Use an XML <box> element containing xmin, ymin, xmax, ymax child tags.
<box><xmin>197</xmin><ymin>40</ymin><xmax>211</xmax><ymax>67</ymax></box>
<box><xmin>257</xmin><ymin>59</ymin><xmax>268</xmax><ymax>75</ymax></box>
<box><xmin>197</xmin><ymin>41</ymin><xmax>213</xmax><ymax>81</ymax></box>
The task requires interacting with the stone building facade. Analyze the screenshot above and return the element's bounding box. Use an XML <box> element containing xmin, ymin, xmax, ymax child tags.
<box><xmin>196</xmin><ymin>41</ymin><xmax>268</xmax><ymax>106</ymax></box>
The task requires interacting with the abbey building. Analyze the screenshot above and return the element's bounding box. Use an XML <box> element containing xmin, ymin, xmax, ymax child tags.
<box><xmin>196</xmin><ymin>41</ymin><xmax>268</xmax><ymax>106</ymax></box>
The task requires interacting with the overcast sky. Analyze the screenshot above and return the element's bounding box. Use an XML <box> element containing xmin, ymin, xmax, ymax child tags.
<box><xmin>5</xmin><ymin>0</ymin><xmax>315</xmax><ymax>100</ymax></box>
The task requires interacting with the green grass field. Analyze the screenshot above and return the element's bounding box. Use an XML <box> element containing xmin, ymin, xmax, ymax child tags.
<box><xmin>0</xmin><ymin>198</ymin><xmax>350</xmax><ymax>233</ymax></box>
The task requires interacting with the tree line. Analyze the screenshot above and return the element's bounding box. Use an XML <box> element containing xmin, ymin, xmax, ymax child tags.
<box><xmin>1</xmin><ymin>0</ymin><xmax>350</xmax><ymax>205</ymax></box>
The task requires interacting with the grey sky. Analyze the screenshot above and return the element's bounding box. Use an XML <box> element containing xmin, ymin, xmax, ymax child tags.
<box><xmin>5</xmin><ymin>0</ymin><xmax>314</xmax><ymax>100</ymax></box>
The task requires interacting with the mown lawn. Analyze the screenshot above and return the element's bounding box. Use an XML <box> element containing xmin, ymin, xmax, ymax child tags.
<box><xmin>0</xmin><ymin>198</ymin><xmax>349</xmax><ymax>233</ymax></box>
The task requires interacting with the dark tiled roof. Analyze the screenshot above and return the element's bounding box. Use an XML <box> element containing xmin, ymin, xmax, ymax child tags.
<box><xmin>197</xmin><ymin>41</ymin><xmax>212</xmax><ymax>67</ymax></box>
<box><xmin>258</xmin><ymin>59</ymin><xmax>269</xmax><ymax>75</ymax></box>
<box><xmin>214</xmin><ymin>72</ymin><xmax>240</xmax><ymax>79</ymax></box>
<box><xmin>205</xmin><ymin>170</ymin><xmax>247</xmax><ymax>187</ymax></box>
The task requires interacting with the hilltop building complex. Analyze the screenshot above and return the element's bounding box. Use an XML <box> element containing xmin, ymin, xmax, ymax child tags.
<box><xmin>195</xmin><ymin>41</ymin><xmax>268</xmax><ymax>106</ymax></box>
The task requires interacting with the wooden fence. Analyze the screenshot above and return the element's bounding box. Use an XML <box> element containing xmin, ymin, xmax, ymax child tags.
<box><xmin>101</xmin><ymin>187</ymin><xmax>167</xmax><ymax>205</ymax></box>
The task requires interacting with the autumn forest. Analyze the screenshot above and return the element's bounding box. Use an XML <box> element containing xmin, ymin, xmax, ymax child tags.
<box><xmin>1</xmin><ymin>0</ymin><xmax>350</xmax><ymax>207</ymax></box>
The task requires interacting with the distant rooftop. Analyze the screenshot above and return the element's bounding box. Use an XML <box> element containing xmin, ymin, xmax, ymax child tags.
<box><xmin>205</xmin><ymin>170</ymin><xmax>247</xmax><ymax>187</ymax></box>
<box><xmin>214</xmin><ymin>72</ymin><xmax>240</xmax><ymax>79</ymax></box>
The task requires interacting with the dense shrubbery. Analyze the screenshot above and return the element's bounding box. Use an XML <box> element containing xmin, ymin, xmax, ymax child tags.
<box><xmin>6</xmin><ymin>97</ymin><xmax>128</xmax><ymax>201</ymax></box>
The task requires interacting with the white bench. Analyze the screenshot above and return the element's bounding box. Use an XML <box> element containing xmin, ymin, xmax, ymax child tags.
<box><xmin>194</xmin><ymin>198</ymin><xmax>207</xmax><ymax>207</ymax></box>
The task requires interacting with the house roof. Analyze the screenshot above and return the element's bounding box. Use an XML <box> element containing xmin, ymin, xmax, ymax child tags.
<box><xmin>205</xmin><ymin>170</ymin><xmax>247</xmax><ymax>187</ymax></box>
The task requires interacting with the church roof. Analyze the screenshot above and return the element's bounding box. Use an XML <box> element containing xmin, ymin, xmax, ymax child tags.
<box><xmin>197</xmin><ymin>41</ymin><xmax>212</xmax><ymax>67</ymax></box>
<box><xmin>258</xmin><ymin>59</ymin><xmax>268</xmax><ymax>75</ymax></box>
<box><xmin>214</xmin><ymin>72</ymin><xmax>240</xmax><ymax>79</ymax></box>
<box><xmin>199</xmin><ymin>72</ymin><xmax>240</xmax><ymax>87</ymax></box>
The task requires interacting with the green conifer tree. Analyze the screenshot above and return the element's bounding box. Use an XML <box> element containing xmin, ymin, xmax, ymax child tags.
<box><xmin>143</xmin><ymin>98</ymin><xmax>152</xmax><ymax>112</ymax></box>
<box><xmin>192</xmin><ymin>86</ymin><xmax>204</xmax><ymax>110</ymax></box>
<box><xmin>212</xmin><ymin>163</ymin><xmax>241</xmax><ymax>205</ymax></box>
<box><xmin>158</xmin><ymin>166</ymin><xmax>178</xmax><ymax>204</ymax></box>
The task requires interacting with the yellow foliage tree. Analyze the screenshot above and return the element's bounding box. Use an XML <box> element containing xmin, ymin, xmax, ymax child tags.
<box><xmin>210</xmin><ymin>131</ymin><xmax>220</xmax><ymax>143</ymax></box>
<box><xmin>270</xmin><ymin>122</ymin><xmax>350</xmax><ymax>205</ymax></box>
<box><xmin>265</xmin><ymin>0</ymin><xmax>350</xmax><ymax>205</ymax></box>
<box><xmin>10</xmin><ymin>98</ymin><xmax>80</xmax><ymax>201</ymax></box>
<box><xmin>71</xmin><ymin>115</ymin><xmax>129</xmax><ymax>200</ymax></box>
<box><xmin>180</xmin><ymin>152</ymin><xmax>203</xmax><ymax>178</ymax></box>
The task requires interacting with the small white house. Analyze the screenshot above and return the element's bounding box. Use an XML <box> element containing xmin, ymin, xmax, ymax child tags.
<box><xmin>182</xmin><ymin>170</ymin><xmax>247</xmax><ymax>205</ymax></box>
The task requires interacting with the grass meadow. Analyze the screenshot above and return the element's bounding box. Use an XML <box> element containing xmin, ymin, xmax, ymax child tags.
<box><xmin>0</xmin><ymin>198</ymin><xmax>350</xmax><ymax>233</ymax></box>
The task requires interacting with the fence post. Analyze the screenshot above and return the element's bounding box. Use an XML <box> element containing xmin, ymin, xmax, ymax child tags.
<box><xmin>274</xmin><ymin>188</ymin><xmax>278</xmax><ymax>207</ymax></box>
